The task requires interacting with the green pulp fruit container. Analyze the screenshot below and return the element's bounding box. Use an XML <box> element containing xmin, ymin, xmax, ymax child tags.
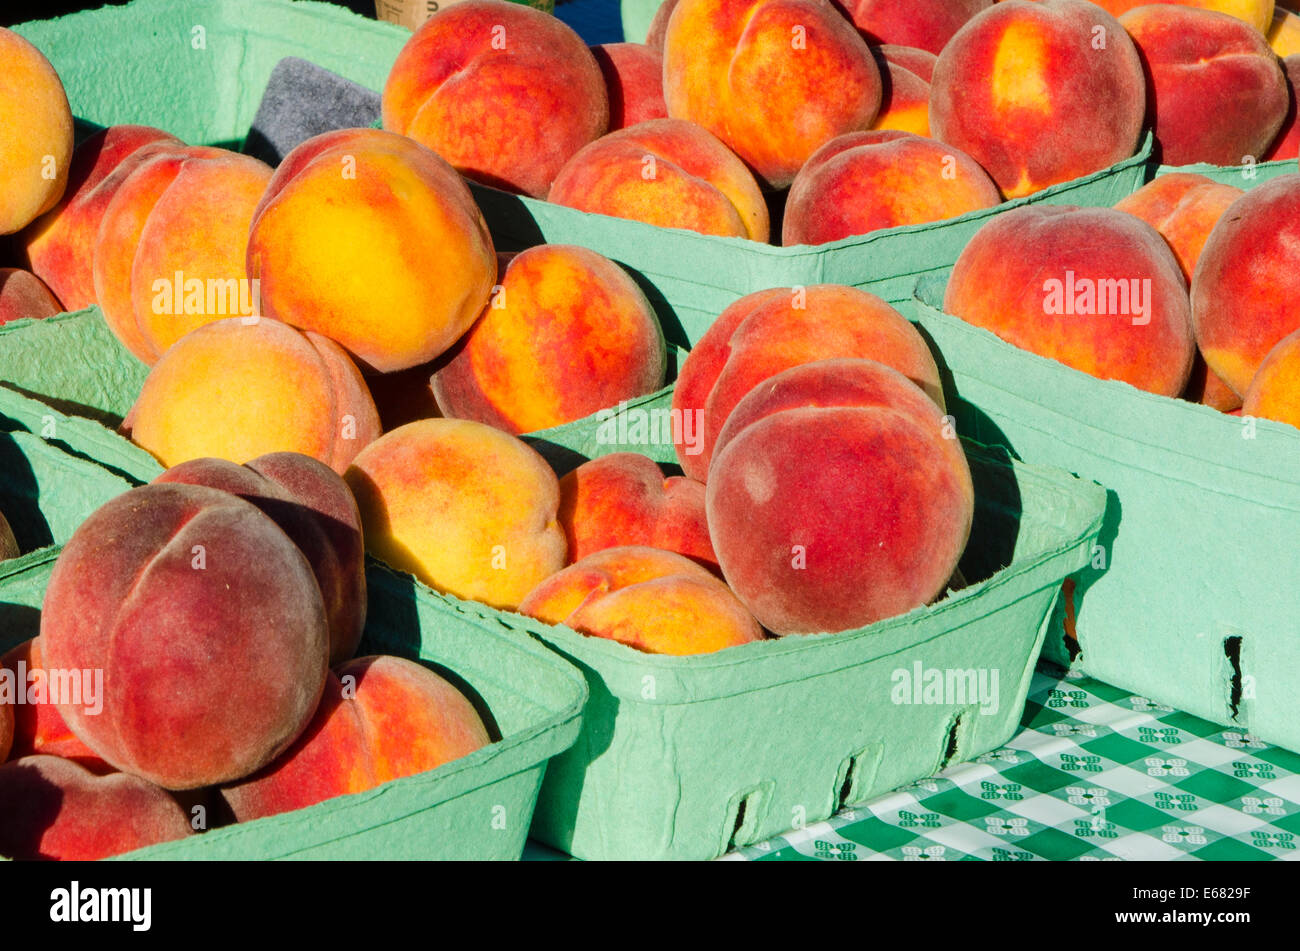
<box><xmin>487</xmin><ymin>391</ymin><xmax>1106</xmax><ymax>861</ymax></box>
<box><xmin>911</xmin><ymin>272</ymin><xmax>1300</xmax><ymax>754</ymax></box>
<box><xmin>1148</xmin><ymin>159</ymin><xmax>1298</xmax><ymax>188</ymax></box>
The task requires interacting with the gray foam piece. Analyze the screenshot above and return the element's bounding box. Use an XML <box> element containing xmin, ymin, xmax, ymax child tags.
<box><xmin>243</xmin><ymin>57</ymin><xmax>382</xmax><ymax>166</ymax></box>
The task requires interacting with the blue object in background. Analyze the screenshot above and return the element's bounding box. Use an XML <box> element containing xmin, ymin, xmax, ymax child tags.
<box><xmin>554</xmin><ymin>0</ymin><xmax>625</xmax><ymax>44</ymax></box>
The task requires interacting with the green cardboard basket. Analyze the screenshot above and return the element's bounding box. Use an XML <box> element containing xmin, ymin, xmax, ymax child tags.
<box><xmin>911</xmin><ymin>271</ymin><xmax>1300</xmax><ymax>754</ymax></box>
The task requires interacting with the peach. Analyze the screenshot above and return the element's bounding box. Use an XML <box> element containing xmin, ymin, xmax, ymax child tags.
<box><xmin>662</xmin><ymin>0</ymin><xmax>882</xmax><ymax>189</ymax></box>
<box><xmin>1184</xmin><ymin>354</ymin><xmax>1244</xmax><ymax>412</ymax></box>
<box><xmin>21</xmin><ymin>125</ymin><xmax>182</xmax><ymax>312</ymax></box>
<box><xmin>221</xmin><ymin>655</ymin><xmax>490</xmax><ymax>822</ymax></box>
<box><xmin>1265</xmin><ymin>55</ymin><xmax>1300</xmax><ymax>159</ymax></box>
<box><xmin>0</xmin><ymin>510</ymin><xmax>16</xmax><ymax>562</ymax></box>
<box><xmin>671</xmin><ymin>285</ymin><xmax>943</xmax><ymax>482</ymax></box>
<box><xmin>1243</xmin><ymin>327</ymin><xmax>1300</xmax><ymax>425</ymax></box>
<box><xmin>40</xmin><ymin>482</ymin><xmax>330</xmax><ymax>789</ymax></box>
<box><xmin>519</xmin><ymin>546</ymin><xmax>763</xmax><ymax>654</ymax></box>
<box><xmin>706</xmin><ymin>358</ymin><xmax>974</xmax><ymax>635</ymax></box>
<box><xmin>1192</xmin><ymin>174</ymin><xmax>1300</xmax><ymax>396</ymax></box>
<box><xmin>0</xmin><ymin>28</ymin><xmax>73</xmax><ymax>235</ymax></box>
<box><xmin>154</xmin><ymin>453</ymin><xmax>367</xmax><ymax>665</ymax></box>
<box><xmin>247</xmin><ymin>128</ymin><xmax>496</xmax><ymax>374</ymax></box>
<box><xmin>1120</xmin><ymin>6</ymin><xmax>1288</xmax><ymax>167</ymax></box>
<box><xmin>930</xmin><ymin>0</ymin><xmax>1146</xmax><ymax>198</ymax></box>
<box><xmin>0</xmin><ymin>268</ymin><xmax>62</xmax><ymax>324</ymax></box>
<box><xmin>124</xmin><ymin>317</ymin><xmax>382</xmax><ymax>475</ymax></box>
<box><xmin>92</xmin><ymin>145</ymin><xmax>273</xmax><ymax>364</ymax></box>
<box><xmin>1113</xmin><ymin>173</ymin><xmax>1244</xmax><ymax>282</ymax></box>
<box><xmin>592</xmin><ymin>42</ymin><xmax>668</xmax><ymax>130</ymax></box>
<box><xmin>1270</xmin><ymin>7</ymin><xmax>1300</xmax><ymax>55</ymax></box>
<box><xmin>432</xmin><ymin>246</ymin><xmax>667</xmax><ymax>433</ymax></box>
<box><xmin>836</xmin><ymin>0</ymin><xmax>993</xmax><ymax>54</ymax></box>
<box><xmin>1</xmin><ymin>638</ymin><xmax>108</xmax><ymax>771</ymax></box>
<box><xmin>878</xmin><ymin>44</ymin><xmax>937</xmax><ymax>82</ymax></box>
<box><xmin>869</xmin><ymin>46</ymin><xmax>935</xmax><ymax>135</ymax></box>
<box><xmin>549</xmin><ymin>119</ymin><xmax>770</xmax><ymax>241</ymax></box>
<box><xmin>646</xmin><ymin>0</ymin><xmax>680</xmax><ymax>51</ymax></box>
<box><xmin>344</xmin><ymin>418</ymin><xmax>566</xmax><ymax>610</ymax></box>
<box><xmin>382</xmin><ymin>0</ymin><xmax>608</xmax><ymax>198</ymax></box>
<box><xmin>558</xmin><ymin>453</ymin><xmax>717</xmax><ymax>570</ymax></box>
<box><xmin>783</xmin><ymin>131</ymin><xmax>1001</xmax><ymax>245</ymax></box>
<box><xmin>944</xmin><ymin>204</ymin><xmax>1196</xmax><ymax>396</ymax></box>
<box><xmin>1094</xmin><ymin>0</ymin><xmax>1275</xmax><ymax>34</ymax></box>
<box><xmin>0</xmin><ymin>755</ymin><xmax>193</xmax><ymax>860</ymax></box>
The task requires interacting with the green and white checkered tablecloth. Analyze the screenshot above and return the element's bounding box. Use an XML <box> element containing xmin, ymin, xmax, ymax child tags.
<box><xmin>725</xmin><ymin>668</ymin><xmax>1300</xmax><ymax>861</ymax></box>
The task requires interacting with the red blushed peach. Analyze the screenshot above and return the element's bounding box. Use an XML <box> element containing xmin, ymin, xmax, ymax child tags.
<box><xmin>1243</xmin><ymin>327</ymin><xmax>1300</xmax><ymax>426</ymax></box>
<box><xmin>40</xmin><ymin>482</ymin><xmax>330</xmax><ymax>790</ymax></box>
<box><xmin>672</xmin><ymin>285</ymin><xmax>943</xmax><ymax>481</ymax></box>
<box><xmin>869</xmin><ymin>47</ymin><xmax>934</xmax><ymax>135</ymax></box>
<box><xmin>221</xmin><ymin>655</ymin><xmax>490</xmax><ymax>822</ymax></box>
<box><xmin>663</xmin><ymin>0</ymin><xmax>882</xmax><ymax>189</ymax></box>
<box><xmin>1192</xmin><ymin>174</ymin><xmax>1300</xmax><ymax>396</ymax></box>
<box><xmin>592</xmin><ymin>42</ymin><xmax>668</xmax><ymax>130</ymax></box>
<box><xmin>558</xmin><ymin>453</ymin><xmax>717</xmax><ymax>570</ymax></box>
<box><xmin>646</xmin><ymin>0</ymin><xmax>680</xmax><ymax>51</ymax></box>
<box><xmin>382</xmin><ymin>0</ymin><xmax>608</xmax><ymax>198</ymax></box>
<box><xmin>1121</xmin><ymin>5</ymin><xmax>1288</xmax><ymax>167</ymax></box>
<box><xmin>946</xmin><ymin>205</ymin><xmax>1195</xmax><ymax>396</ymax></box>
<box><xmin>0</xmin><ymin>268</ymin><xmax>60</xmax><ymax>325</ymax></box>
<box><xmin>549</xmin><ymin>118</ymin><xmax>770</xmax><ymax>241</ymax></box>
<box><xmin>1</xmin><ymin>638</ymin><xmax>109</xmax><ymax>771</ymax></box>
<box><xmin>154</xmin><ymin>453</ymin><xmax>367</xmax><ymax>666</ymax></box>
<box><xmin>783</xmin><ymin>131</ymin><xmax>1001</xmax><ymax>245</ymax></box>
<box><xmin>344</xmin><ymin>419</ymin><xmax>567</xmax><ymax>610</ymax></box>
<box><xmin>0</xmin><ymin>755</ymin><xmax>193</xmax><ymax>860</ymax></box>
<box><xmin>878</xmin><ymin>44</ymin><xmax>937</xmax><ymax>82</ymax></box>
<box><xmin>248</xmin><ymin>128</ymin><xmax>497</xmax><ymax>374</ymax></box>
<box><xmin>1095</xmin><ymin>0</ymin><xmax>1275</xmax><ymax>34</ymax></box>
<box><xmin>1184</xmin><ymin>354</ymin><xmax>1244</xmax><ymax>412</ymax></box>
<box><xmin>836</xmin><ymin>0</ymin><xmax>993</xmax><ymax>54</ymax></box>
<box><xmin>0</xmin><ymin>28</ymin><xmax>73</xmax><ymax>235</ymax></box>
<box><xmin>1265</xmin><ymin>55</ymin><xmax>1300</xmax><ymax>159</ymax></box>
<box><xmin>124</xmin><ymin>317</ymin><xmax>382</xmax><ymax>475</ymax></box>
<box><xmin>21</xmin><ymin>125</ymin><xmax>182</xmax><ymax>312</ymax></box>
<box><xmin>930</xmin><ymin>0</ymin><xmax>1146</xmax><ymax>198</ymax></box>
<box><xmin>433</xmin><ymin>245</ymin><xmax>667</xmax><ymax>434</ymax></box>
<box><xmin>519</xmin><ymin>546</ymin><xmax>763</xmax><ymax>654</ymax></box>
<box><xmin>706</xmin><ymin>358</ymin><xmax>974</xmax><ymax>636</ymax></box>
<box><xmin>1114</xmin><ymin>174</ymin><xmax>1244</xmax><ymax>282</ymax></box>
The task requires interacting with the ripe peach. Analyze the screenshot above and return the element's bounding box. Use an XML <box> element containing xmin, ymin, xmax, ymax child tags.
<box><xmin>0</xmin><ymin>269</ymin><xmax>60</xmax><ymax>325</ymax></box>
<box><xmin>40</xmin><ymin>482</ymin><xmax>330</xmax><ymax>789</ymax></box>
<box><xmin>1184</xmin><ymin>354</ymin><xmax>1244</xmax><ymax>412</ymax></box>
<box><xmin>783</xmin><ymin>130</ymin><xmax>1001</xmax><ymax>245</ymax></box>
<box><xmin>1093</xmin><ymin>0</ymin><xmax>1275</xmax><ymax>34</ymax></box>
<box><xmin>836</xmin><ymin>0</ymin><xmax>993</xmax><ymax>54</ymax></box>
<box><xmin>672</xmin><ymin>285</ymin><xmax>943</xmax><ymax>481</ymax></box>
<box><xmin>706</xmin><ymin>358</ymin><xmax>974</xmax><ymax>635</ymax></box>
<box><xmin>1113</xmin><ymin>173</ymin><xmax>1244</xmax><ymax>282</ymax></box>
<box><xmin>1264</xmin><ymin>55</ymin><xmax>1300</xmax><ymax>159</ymax></box>
<box><xmin>1</xmin><ymin>638</ymin><xmax>108</xmax><ymax>771</ymax></box>
<box><xmin>1270</xmin><ymin>7</ymin><xmax>1300</xmax><ymax>55</ymax></box>
<box><xmin>432</xmin><ymin>246</ymin><xmax>667</xmax><ymax>433</ymax></box>
<box><xmin>124</xmin><ymin>317</ymin><xmax>382</xmax><ymax>475</ymax></box>
<box><xmin>549</xmin><ymin>118</ymin><xmax>770</xmax><ymax>241</ymax></box>
<box><xmin>1243</xmin><ymin>327</ymin><xmax>1300</xmax><ymax>425</ymax></box>
<box><xmin>518</xmin><ymin>546</ymin><xmax>763</xmax><ymax>654</ymax></box>
<box><xmin>878</xmin><ymin>44</ymin><xmax>937</xmax><ymax>82</ymax></box>
<box><xmin>663</xmin><ymin>0</ymin><xmax>882</xmax><ymax>189</ymax></box>
<box><xmin>247</xmin><ymin>128</ymin><xmax>497</xmax><ymax>374</ymax></box>
<box><xmin>869</xmin><ymin>46</ymin><xmax>934</xmax><ymax>136</ymax></box>
<box><xmin>930</xmin><ymin>0</ymin><xmax>1146</xmax><ymax>198</ymax></box>
<box><xmin>646</xmin><ymin>0</ymin><xmax>680</xmax><ymax>51</ymax></box>
<box><xmin>0</xmin><ymin>28</ymin><xmax>73</xmax><ymax>235</ymax></box>
<box><xmin>592</xmin><ymin>42</ymin><xmax>668</xmax><ymax>130</ymax></box>
<box><xmin>382</xmin><ymin>0</ymin><xmax>608</xmax><ymax>198</ymax></box>
<box><xmin>344</xmin><ymin>418</ymin><xmax>567</xmax><ymax>610</ymax></box>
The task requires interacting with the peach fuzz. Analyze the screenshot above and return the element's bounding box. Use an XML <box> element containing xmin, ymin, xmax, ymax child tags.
<box><xmin>125</xmin><ymin>317</ymin><xmax>382</xmax><ymax>475</ymax></box>
<box><xmin>518</xmin><ymin>546</ymin><xmax>763</xmax><ymax>654</ymax></box>
<box><xmin>1184</xmin><ymin>355</ymin><xmax>1243</xmax><ymax>412</ymax></box>
<box><xmin>0</xmin><ymin>28</ymin><xmax>72</xmax><ymax>235</ymax></box>
<box><xmin>21</xmin><ymin>125</ymin><xmax>182</xmax><ymax>312</ymax></box>
<box><xmin>835</xmin><ymin>0</ymin><xmax>993</xmax><ymax>54</ymax></box>
<box><xmin>869</xmin><ymin>46</ymin><xmax>935</xmax><ymax>136</ymax></box>
<box><xmin>92</xmin><ymin>145</ymin><xmax>272</xmax><ymax>364</ymax></box>
<box><xmin>0</xmin><ymin>755</ymin><xmax>193</xmax><ymax>860</ymax></box>
<box><xmin>558</xmin><ymin>453</ymin><xmax>717</xmax><ymax>570</ymax></box>
<box><xmin>1093</xmin><ymin>0</ymin><xmax>1274</xmax><ymax>33</ymax></box>
<box><xmin>548</xmin><ymin>119</ymin><xmax>770</xmax><ymax>241</ymax></box>
<box><xmin>671</xmin><ymin>285</ymin><xmax>943</xmax><ymax>482</ymax></box>
<box><xmin>1265</xmin><ymin>55</ymin><xmax>1300</xmax><ymax>159</ymax></box>
<box><xmin>40</xmin><ymin>483</ymin><xmax>330</xmax><ymax>790</ymax></box>
<box><xmin>1</xmin><ymin>638</ymin><xmax>108</xmax><ymax>771</ymax></box>
<box><xmin>930</xmin><ymin>0</ymin><xmax>1146</xmax><ymax>198</ymax></box>
<box><xmin>247</xmin><ymin>128</ymin><xmax>496</xmax><ymax>374</ymax></box>
<box><xmin>706</xmin><ymin>358</ymin><xmax>974</xmax><ymax>636</ymax></box>
<box><xmin>946</xmin><ymin>205</ymin><xmax>1195</xmax><ymax>396</ymax></box>
<box><xmin>0</xmin><ymin>269</ymin><xmax>60</xmax><ymax>325</ymax></box>
<box><xmin>1243</xmin><ymin>327</ymin><xmax>1300</xmax><ymax>426</ymax></box>
<box><xmin>1113</xmin><ymin>174</ymin><xmax>1244</xmax><ymax>282</ymax></box>
<box><xmin>433</xmin><ymin>245</ymin><xmax>666</xmax><ymax>434</ymax></box>
<box><xmin>1192</xmin><ymin>174</ymin><xmax>1300</xmax><ymax>396</ymax></box>
<box><xmin>783</xmin><ymin>131</ymin><xmax>1001</xmax><ymax>245</ymax></box>
<box><xmin>382</xmin><ymin>0</ymin><xmax>608</xmax><ymax>198</ymax></box>
<box><xmin>662</xmin><ymin>0</ymin><xmax>882</xmax><ymax>189</ymax></box>
<box><xmin>646</xmin><ymin>0</ymin><xmax>680</xmax><ymax>50</ymax></box>
<box><xmin>1120</xmin><ymin>5</ymin><xmax>1288</xmax><ymax>167</ymax></box>
<box><xmin>221</xmin><ymin>655</ymin><xmax>490</xmax><ymax>822</ymax></box>
<box><xmin>592</xmin><ymin>42</ymin><xmax>668</xmax><ymax>130</ymax></box>
<box><xmin>878</xmin><ymin>44</ymin><xmax>937</xmax><ymax>82</ymax></box>
<box><xmin>154</xmin><ymin>454</ymin><xmax>367</xmax><ymax>666</ymax></box>
<box><xmin>1270</xmin><ymin>7</ymin><xmax>1300</xmax><ymax>55</ymax></box>
<box><xmin>344</xmin><ymin>418</ymin><xmax>566</xmax><ymax>610</ymax></box>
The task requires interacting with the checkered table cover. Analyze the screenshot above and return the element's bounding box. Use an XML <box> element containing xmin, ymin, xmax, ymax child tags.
<box><xmin>726</xmin><ymin>667</ymin><xmax>1300</xmax><ymax>861</ymax></box>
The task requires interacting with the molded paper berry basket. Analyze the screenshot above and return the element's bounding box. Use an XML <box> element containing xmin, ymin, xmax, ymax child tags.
<box><xmin>474</xmin><ymin>393</ymin><xmax>1107</xmax><ymax>861</ymax></box>
<box><xmin>911</xmin><ymin>272</ymin><xmax>1300</xmax><ymax>755</ymax></box>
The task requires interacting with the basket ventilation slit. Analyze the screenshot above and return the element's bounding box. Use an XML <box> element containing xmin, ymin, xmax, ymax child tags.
<box><xmin>1224</xmin><ymin>635</ymin><xmax>1244</xmax><ymax>720</ymax></box>
<box><xmin>939</xmin><ymin>714</ymin><xmax>963</xmax><ymax>770</ymax></box>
